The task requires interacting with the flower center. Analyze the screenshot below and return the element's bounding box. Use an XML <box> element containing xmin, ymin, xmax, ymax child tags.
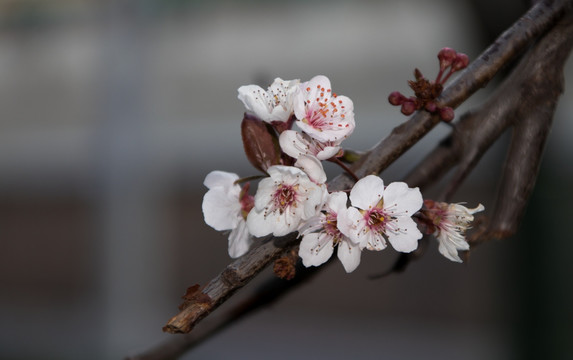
<box><xmin>363</xmin><ymin>207</ymin><xmax>390</xmax><ymax>233</ymax></box>
<box><xmin>303</xmin><ymin>85</ymin><xmax>348</xmax><ymax>131</ymax></box>
<box><xmin>272</xmin><ymin>184</ymin><xmax>298</xmax><ymax>214</ymax></box>
<box><xmin>323</xmin><ymin>211</ymin><xmax>342</xmax><ymax>242</ymax></box>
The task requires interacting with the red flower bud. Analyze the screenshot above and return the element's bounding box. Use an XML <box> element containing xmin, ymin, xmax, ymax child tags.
<box><xmin>439</xmin><ymin>106</ymin><xmax>454</xmax><ymax>122</ymax></box>
<box><xmin>452</xmin><ymin>53</ymin><xmax>469</xmax><ymax>71</ymax></box>
<box><xmin>437</xmin><ymin>47</ymin><xmax>457</xmax><ymax>70</ymax></box>
<box><xmin>425</xmin><ymin>101</ymin><xmax>437</xmax><ymax>113</ymax></box>
<box><xmin>401</xmin><ymin>101</ymin><xmax>416</xmax><ymax>115</ymax></box>
<box><xmin>388</xmin><ymin>91</ymin><xmax>406</xmax><ymax>105</ymax></box>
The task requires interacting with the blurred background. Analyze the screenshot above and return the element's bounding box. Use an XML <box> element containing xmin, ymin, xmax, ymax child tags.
<box><xmin>1</xmin><ymin>0</ymin><xmax>572</xmax><ymax>359</ymax></box>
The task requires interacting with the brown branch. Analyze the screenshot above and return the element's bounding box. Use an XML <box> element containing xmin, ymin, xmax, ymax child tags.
<box><xmin>349</xmin><ymin>0</ymin><xmax>571</xmax><ymax>182</ymax></box>
<box><xmin>480</xmin><ymin>11</ymin><xmax>573</xmax><ymax>242</ymax></box>
<box><xmin>127</xmin><ymin>261</ymin><xmax>325</xmax><ymax>360</ymax></box>
<box><xmin>162</xmin><ymin>233</ymin><xmax>299</xmax><ymax>334</ymax></box>
<box><xmin>404</xmin><ymin>9</ymin><xmax>573</xmax><ymax>252</ymax></box>
<box><xmin>160</xmin><ymin>0</ymin><xmax>571</xmax><ymax>339</ymax></box>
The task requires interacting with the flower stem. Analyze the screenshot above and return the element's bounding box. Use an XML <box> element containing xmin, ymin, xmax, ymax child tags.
<box><xmin>328</xmin><ymin>157</ymin><xmax>360</xmax><ymax>183</ymax></box>
<box><xmin>234</xmin><ymin>175</ymin><xmax>265</xmax><ymax>185</ymax></box>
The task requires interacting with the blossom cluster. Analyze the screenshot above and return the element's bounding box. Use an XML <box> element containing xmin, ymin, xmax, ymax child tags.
<box><xmin>202</xmin><ymin>75</ymin><xmax>483</xmax><ymax>273</ymax></box>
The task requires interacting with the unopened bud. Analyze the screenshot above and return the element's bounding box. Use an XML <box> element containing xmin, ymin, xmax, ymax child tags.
<box><xmin>388</xmin><ymin>91</ymin><xmax>406</xmax><ymax>105</ymax></box>
<box><xmin>437</xmin><ymin>47</ymin><xmax>457</xmax><ymax>70</ymax></box>
<box><xmin>414</xmin><ymin>68</ymin><xmax>424</xmax><ymax>81</ymax></box>
<box><xmin>439</xmin><ymin>106</ymin><xmax>454</xmax><ymax>122</ymax></box>
<box><xmin>401</xmin><ymin>100</ymin><xmax>416</xmax><ymax>115</ymax></box>
<box><xmin>425</xmin><ymin>101</ymin><xmax>437</xmax><ymax>113</ymax></box>
<box><xmin>452</xmin><ymin>53</ymin><xmax>469</xmax><ymax>71</ymax></box>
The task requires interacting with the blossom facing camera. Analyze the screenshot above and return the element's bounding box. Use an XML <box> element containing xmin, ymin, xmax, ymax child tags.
<box><xmin>238</xmin><ymin>78</ymin><xmax>300</xmax><ymax>123</ymax></box>
<box><xmin>202</xmin><ymin>171</ymin><xmax>255</xmax><ymax>258</ymax></box>
<box><xmin>338</xmin><ymin>175</ymin><xmax>423</xmax><ymax>253</ymax></box>
<box><xmin>298</xmin><ymin>192</ymin><xmax>362</xmax><ymax>273</ymax></box>
<box><xmin>425</xmin><ymin>201</ymin><xmax>484</xmax><ymax>262</ymax></box>
<box><xmin>246</xmin><ymin>165</ymin><xmax>326</xmax><ymax>237</ymax></box>
<box><xmin>294</xmin><ymin>75</ymin><xmax>355</xmax><ymax>143</ymax></box>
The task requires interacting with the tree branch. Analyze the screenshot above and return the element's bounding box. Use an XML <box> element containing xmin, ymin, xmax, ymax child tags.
<box><xmin>161</xmin><ymin>0</ymin><xmax>570</xmax><ymax>337</ymax></box>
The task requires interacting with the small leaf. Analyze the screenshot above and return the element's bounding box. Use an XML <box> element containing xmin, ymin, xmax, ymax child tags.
<box><xmin>241</xmin><ymin>113</ymin><xmax>282</xmax><ymax>173</ymax></box>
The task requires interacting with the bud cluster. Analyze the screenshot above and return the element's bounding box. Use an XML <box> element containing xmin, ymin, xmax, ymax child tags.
<box><xmin>388</xmin><ymin>47</ymin><xmax>469</xmax><ymax>122</ymax></box>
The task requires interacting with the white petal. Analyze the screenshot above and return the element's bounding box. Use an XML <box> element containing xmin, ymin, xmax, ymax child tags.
<box><xmin>349</xmin><ymin>175</ymin><xmax>384</xmax><ymax>210</ymax></box>
<box><xmin>362</xmin><ymin>231</ymin><xmax>387</xmax><ymax>251</ymax></box>
<box><xmin>294</xmin><ymin>75</ymin><xmax>332</xmax><ymax>120</ymax></box>
<box><xmin>269</xmin><ymin>107</ymin><xmax>291</xmax><ymax>123</ymax></box>
<box><xmin>203</xmin><ymin>170</ymin><xmax>239</xmax><ymax>189</ymax></box>
<box><xmin>315</xmin><ymin>145</ymin><xmax>341</xmax><ymax>160</ymax></box>
<box><xmin>298</xmin><ymin>212</ymin><xmax>325</xmax><ymax>236</ymax></box>
<box><xmin>437</xmin><ymin>232</ymin><xmax>463</xmax><ymax>262</ymax></box>
<box><xmin>337</xmin><ymin>238</ymin><xmax>362</xmax><ymax>273</ymax></box>
<box><xmin>299</xmin><ymin>232</ymin><xmax>334</xmax><ymax>268</ymax></box>
<box><xmin>279</xmin><ymin>130</ymin><xmax>308</xmax><ymax>159</ymax></box>
<box><xmin>246</xmin><ymin>209</ymin><xmax>274</xmax><ymax>237</ymax></box>
<box><xmin>252</xmin><ymin>177</ymin><xmax>276</xmax><ymax>211</ymax></box>
<box><xmin>228</xmin><ymin>219</ymin><xmax>253</xmax><ymax>258</ymax></box>
<box><xmin>295</xmin><ymin>155</ymin><xmax>327</xmax><ymax>184</ymax></box>
<box><xmin>386</xmin><ymin>217</ymin><xmax>422</xmax><ymax>253</ymax></box>
<box><xmin>382</xmin><ymin>182</ymin><xmax>423</xmax><ymax>215</ymax></box>
<box><xmin>327</xmin><ymin>191</ymin><xmax>348</xmax><ymax>214</ymax></box>
<box><xmin>202</xmin><ymin>188</ymin><xmax>241</xmax><ymax>231</ymax></box>
<box><xmin>237</xmin><ymin>84</ymin><xmax>272</xmax><ymax>122</ymax></box>
<box><xmin>267</xmin><ymin>165</ymin><xmax>305</xmax><ymax>185</ymax></box>
<box><xmin>301</xmin><ymin>183</ymin><xmax>327</xmax><ymax>220</ymax></box>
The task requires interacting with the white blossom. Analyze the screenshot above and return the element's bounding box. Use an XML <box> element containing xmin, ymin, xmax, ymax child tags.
<box><xmin>299</xmin><ymin>192</ymin><xmax>361</xmax><ymax>273</ymax></box>
<box><xmin>279</xmin><ymin>129</ymin><xmax>341</xmax><ymax>161</ymax></box>
<box><xmin>294</xmin><ymin>75</ymin><xmax>355</xmax><ymax>143</ymax></box>
<box><xmin>338</xmin><ymin>175</ymin><xmax>423</xmax><ymax>253</ymax></box>
<box><xmin>430</xmin><ymin>202</ymin><xmax>485</xmax><ymax>262</ymax></box>
<box><xmin>238</xmin><ymin>78</ymin><xmax>299</xmax><ymax>123</ymax></box>
<box><xmin>246</xmin><ymin>165</ymin><xmax>326</xmax><ymax>237</ymax></box>
<box><xmin>202</xmin><ymin>171</ymin><xmax>254</xmax><ymax>258</ymax></box>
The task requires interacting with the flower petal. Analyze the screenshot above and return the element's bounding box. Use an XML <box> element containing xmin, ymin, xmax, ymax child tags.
<box><xmin>382</xmin><ymin>182</ymin><xmax>423</xmax><ymax>215</ymax></box>
<box><xmin>437</xmin><ymin>232</ymin><xmax>463</xmax><ymax>263</ymax></box>
<box><xmin>228</xmin><ymin>219</ymin><xmax>252</xmax><ymax>258</ymax></box>
<box><xmin>202</xmin><ymin>187</ymin><xmax>241</xmax><ymax>231</ymax></box>
<box><xmin>252</xmin><ymin>177</ymin><xmax>276</xmax><ymax>211</ymax></box>
<box><xmin>349</xmin><ymin>175</ymin><xmax>384</xmax><ymax>210</ymax></box>
<box><xmin>337</xmin><ymin>238</ymin><xmax>361</xmax><ymax>273</ymax></box>
<box><xmin>295</xmin><ymin>155</ymin><xmax>327</xmax><ymax>184</ymax></box>
<box><xmin>203</xmin><ymin>170</ymin><xmax>239</xmax><ymax>189</ymax></box>
<box><xmin>245</xmin><ymin>209</ymin><xmax>274</xmax><ymax>237</ymax></box>
<box><xmin>386</xmin><ymin>216</ymin><xmax>422</xmax><ymax>253</ymax></box>
<box><xmin>327</xmin><ymin>191</ymin><xmax>348</xmax><ymax>214</ymax></box>
<box><xmin>315</xmin><ymin>145</ymin><xmax>341</xmax><ymax>160</ymax></box>
<box><xmin>279</xmin><ymin>130</ymin><xmax>308</xmax><ymax>159</ymax></box>
<box><xmin>237</xmin><ymin>84</ymin><xmax>273</xmax><ymax>122</ymax></box>
<box><xmin>299</xmin><ymin>232</ymin><xmax>334</xmax><ymax>268</ymax></box>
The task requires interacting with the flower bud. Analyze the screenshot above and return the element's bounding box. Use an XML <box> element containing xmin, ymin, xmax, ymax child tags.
<box><xmin>439</xmin><ymin>106</ymin><xmax>454</xmax><ymax>122</ymax></box>
<box><xmin>452</xmin><ymin>53</ymin><xmax>469</xmax><ymax>71</ymax></box>
<box><xmin>425</xmin><ymin>101</ymin><xmax>437</xmax><ymax>113</ymax></box>
<box><xmin>401</xmin><ymin>100</ymin><xmax>416</xmax><ymax>115</ymax></box>
<box><xmin>437</xmin><ymin>47</ymin><xmax>457</xmax><ymax>70</ymax></box>
<box><xmin>388</xmin><ymin>91</ymin><xmax>406</xmax><ymax>105</ymax></box>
